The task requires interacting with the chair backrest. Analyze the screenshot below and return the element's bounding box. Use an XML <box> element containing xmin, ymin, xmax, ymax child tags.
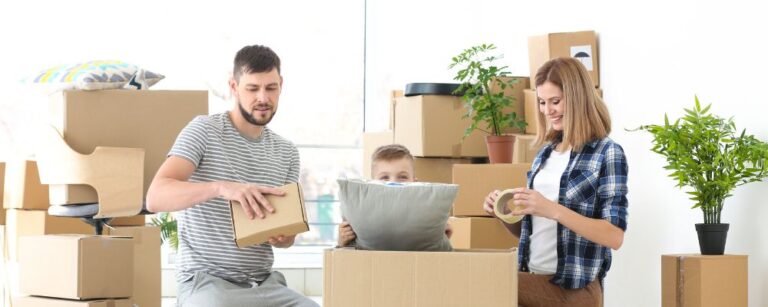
<box><xmin>35</xmin><ymin>126</ymin><xmax>145</xmax><ymax>218</ymax></box>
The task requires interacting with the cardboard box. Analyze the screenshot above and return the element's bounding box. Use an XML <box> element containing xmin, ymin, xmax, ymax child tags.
<box><xmin>452</xmin><ymin>164</ymin><xmax>530</xmax><ymax>217</ymax></box>
<box><xmin>523</xmin><ymin>89</ymin><xmax>538</xmax><ymax>134</ymax></box>
<box><xmin>528</xmin><ymin>30</ymin><xmax>599</xmax><ymax>87</ymax></box>
<box><xmin>19</xmin><ymin>235</ymin><xmax>134</xmax><ymax>300</ymax></box>
<box><xmin>107</xmin><ymin>226</ymin><xmax>161</xmax><ymax>307</ymax></box>
<box><xmin>3</xmin><ymin>160</ymin><xmax>49</xmax><ymax>210</ymax></box>
<box><xmin>414</xmin><ymin>157</ymin><xmax>476</xmax><ymax>184</ymax></box>
<box><xmin>394</xmin><ymin>95</ymin><xmax>487</xmax><ymax>158</ymax></box>
<box><xmin>448</xmin><ymin>217</ymin><xmax>519</xmax><ymax>249</ymax></box>
<box><xmin>14</xmin><ymin>297</ymin><xmax>133</xmax><ymax>307</ymax></box>
<box><xmin>324</xmin><ymin>248</ymin><xmax>518</xmax><ymax>307</ymax></box>
<box><xmin>523</xmin><ymin>88</ymin><xmax>602</xmax><ymax>134</ymax></box>
<box><xmin>230</xmin><ymin>182</ymin><xmax>309</xmax><ymax>247</ymax></box>
<box><xmin>48</xmin><ymin>90</ymin><xmax>208</xmax><ymax>205</ymax></box>
<box><xmin>489</xmin><ymin>76</ymin><xmax>530</xmax><ymax>134</ymax></box>
<box><xmin>110</xmin><ymin>215</ymin><xmax>146</xmax><ymax>226</ymax></box>
<box><xmin>661</xmin><ymin>254</ymin><xmax>747</xmax><ymax>307</ymax></box>
<box><xmin>512</xmin><ymin>133</ymin><xmax>539</xmax><ymax>163</ymax></box>
<box><xmin>5</xmin><ymin>209</ymin><xmax>95</xmax><ymax>261</ymax></box>
<box><xmin>362</xmin><ymin>131</ymin><xmax>395</xmax><ymax>179</ymax></box>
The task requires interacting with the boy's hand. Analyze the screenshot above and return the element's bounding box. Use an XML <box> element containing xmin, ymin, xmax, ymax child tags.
<box><xmin>337</xmin><ymin>221</ymin><xmax>356</xmax><ymax>247</ymax></box>
<box><xmin>444</xmin><ymin>223</ymin><xmax>453</xmax><ymax>239</ymax></box>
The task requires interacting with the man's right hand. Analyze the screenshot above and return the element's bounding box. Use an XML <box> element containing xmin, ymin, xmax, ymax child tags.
<box><xmin>219</xmin><ymin>182</ymin><xmax>286</xmax><ymax>219</ymax></box>
<box><xmin>337</xmin><ymin>221</ymin><xmax>356</xmax><ymax>247</ymax></box>
<box><xmin>483</xmin><ymin>190</ymin><xmax>501</xmax><ymax>217</ymax></box>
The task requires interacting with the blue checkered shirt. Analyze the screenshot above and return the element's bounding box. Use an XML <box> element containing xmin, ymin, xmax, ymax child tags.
<box><xmin>518</xmin><ymin>137</ymin><xmax>629</xmax><ymax>289</ymax></box>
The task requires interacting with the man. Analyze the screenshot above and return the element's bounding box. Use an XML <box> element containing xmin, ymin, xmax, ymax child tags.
<box><xmin>146</xmin><ymin>45</ymin><xmax>318</xmax><ymax>307</ymax></box>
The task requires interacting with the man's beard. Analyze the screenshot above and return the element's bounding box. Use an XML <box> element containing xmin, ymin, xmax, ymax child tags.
<box><xmin>238</xmin><ymin>101</ymin><xmax>275</xmax><ymax>126</ymax></box>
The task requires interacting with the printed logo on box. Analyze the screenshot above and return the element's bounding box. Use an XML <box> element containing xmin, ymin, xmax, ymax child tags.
<box><xmin>570</xmin><ymin>45</ymin><xmax>593</xmax><ymax>71</ymax></box>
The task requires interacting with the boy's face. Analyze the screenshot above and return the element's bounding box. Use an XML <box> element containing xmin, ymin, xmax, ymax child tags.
<box><xmin>372</xmin><ymin>158</ymin><xmax>415</xmax><ymax>182</ymax></box>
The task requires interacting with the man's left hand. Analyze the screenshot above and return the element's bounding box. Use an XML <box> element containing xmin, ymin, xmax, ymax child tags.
<box><xmin>268</xmin><ymin>234</ymin><xmax>296</xmax><ymax>248</ymax></box>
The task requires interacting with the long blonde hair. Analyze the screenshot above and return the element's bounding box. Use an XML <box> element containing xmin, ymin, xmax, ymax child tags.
<box><xmin>533</xmin><ymin>57</ymin><xmax>610</xmax><ymax>151</ymax></box>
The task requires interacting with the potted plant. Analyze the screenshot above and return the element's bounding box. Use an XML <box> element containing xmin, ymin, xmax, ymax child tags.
<box><xmin>151</xmin><ymin>212</ymin><xmax>178</xmax><ymax>252</ymax></box>
<box><xmin>449</xmin><ymin>43</ymin><xmax>526</xmax><ymax>163</ymax></box>
<box><xmin>635</xmin><ymin>97</ymin><xmax>768</xmax><ymax>255</ymax></box>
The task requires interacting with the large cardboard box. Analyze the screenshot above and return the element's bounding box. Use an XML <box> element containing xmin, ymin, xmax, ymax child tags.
<box><xmin>523</xmin><ymin>88</ymin><xmax>603</xmax><ymax>135</ymax></box>
<box><xmin>528</xmin><ymin>30</ymin><xmax>599</xmax><ymax>87</ymax></box>
<box><xmin>14</xmin><ymin>297</ymin><xmax>132</xmax><ymax>307</ymax></box>
<box><xmin>19</xmin><ymin>235</ymin><xmax>134</xmax><ymax>300</ymax></box>
<box><xmin>230</xmin><ymin>182</ymin><xmax>309</xmax><ymax>247</ymax></box>
<box><xmin>448</xmin><ymin>217</ymin><xmax>519</xmax><ymax>249</ymax></box>
<box><xmin>661</xmin><ymin>254</ymin><xmax>747</xmax><ymax>307</ymax></box>
<box><xmin>394</xmin><ymin>95</ymin><xmax>487</xmax><ymax>158</ymax></box>
<box><xmin>324</xmin><ymin>248</ymin><xmax>518</xmax><ymax>307</ymax></box>
<box><xmin>5</xmin><ymin>209</ymin><xmax>94</xmax><ymax>261</ymax></box>
<box><xmin>512</xmin><ymin>133</ymin><xmax>539</xmax><ymax>164</ymax></box>
<box><xmin>452</xmin><ymin>164</ymin><xmax>530</xmax><ymax>217</ymax></box>
<box><xmin>107</xmin><ymin>226</ymin><xmax>161</xmax><ymax>307</ymax></box>
<box><xmin>48</xmin><ymin>90</ymin><xmax>208</xmax><ymax>205</ymax></box>
<box><xmin>3</xmin><ymin>160</ymin><xmax>49</xmax><ymax>210</ymax></box>
<box><xmin>489</xmin><ymin>76</ymin><xmax>530</xmax><ymax>134</ymax></box>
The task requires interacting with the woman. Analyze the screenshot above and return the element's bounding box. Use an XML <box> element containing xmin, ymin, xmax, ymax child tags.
<box><xmin>484</xmin><ymin>57</ymin><xmax>628</xmax><ymax>307</ymax></box>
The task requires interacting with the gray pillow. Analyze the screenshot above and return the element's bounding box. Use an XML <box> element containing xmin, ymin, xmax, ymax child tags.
<box><xmin>338</xmin><ymin>179</ymin><xmax>456</xmax><ymax>251</ymax></box>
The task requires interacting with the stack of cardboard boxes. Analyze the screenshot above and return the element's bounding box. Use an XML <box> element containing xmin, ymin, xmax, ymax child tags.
<box><xmin>524</xmin><ymin>30</ymin><xmax>604</xmax><ymax>134</ymax></box>
<box><xmin>2</xmin><ymin>89</ymin><xmax>205</xmax><ymax>307</ymax></box>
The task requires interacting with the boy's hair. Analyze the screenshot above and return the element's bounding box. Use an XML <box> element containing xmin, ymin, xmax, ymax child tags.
<box><xmin>233</xmin><ymin>44</ymin><xmax>281</xmax><ymax>81</ymax></box>
<box><xmin>371</xmin><ymin>144</ymin><xmax>414</xmax><ymax>166</ymax></box>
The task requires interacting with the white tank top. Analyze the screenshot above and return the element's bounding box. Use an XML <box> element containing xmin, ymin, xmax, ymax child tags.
<box><xmin>528</xmin><ymin>148</ymin><xmax>571</xmax><ymax>274</ymax></box>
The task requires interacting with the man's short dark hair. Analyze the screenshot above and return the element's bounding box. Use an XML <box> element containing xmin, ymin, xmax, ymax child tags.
<box><xmin>233</xmin><ymin>45</ymin><xmax>281</xmax><ymax>81</ymax></box>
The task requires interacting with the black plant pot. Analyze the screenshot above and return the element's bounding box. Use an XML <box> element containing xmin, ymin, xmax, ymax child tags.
<box><xmin>695</xmin><ymin>223</ymin><xmax>729</xmax><ymax>255</ymax></box>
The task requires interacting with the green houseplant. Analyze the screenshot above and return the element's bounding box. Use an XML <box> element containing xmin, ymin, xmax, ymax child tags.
<box><xmin>449</xmin><ymin>43</ymin><xmax>526</xmax><ymax>163</ymax></box>
<box><xmin>635</xmin><ymin>97</ymin><xmax>768</xmax><ymax>254</ymax></box>
<box><xmin>150</xmin><ymin>212</ymin><xmax>178</xmax><ymax>252</ymax></box>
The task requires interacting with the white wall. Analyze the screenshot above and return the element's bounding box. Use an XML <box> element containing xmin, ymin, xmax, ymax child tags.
<box><xmin>367</xmin><ymin>0</ymin><xmax>768</xmax><ymax>306</ymax></box>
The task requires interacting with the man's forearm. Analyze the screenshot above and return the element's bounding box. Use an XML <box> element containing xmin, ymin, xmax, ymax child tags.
<box><xmin>146</xmin><ymin>178</ymin><xmax>220</xmax><ymax>212</ymax></box>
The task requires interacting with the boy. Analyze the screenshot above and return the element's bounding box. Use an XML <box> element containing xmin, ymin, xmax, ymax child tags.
<box><xmin>337</xmin><ymin>144</ymin><xmax>452</xmax><ymax>247</ymax></box>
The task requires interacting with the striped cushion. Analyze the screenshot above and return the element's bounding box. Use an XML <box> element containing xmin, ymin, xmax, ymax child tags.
<box><xmin>28</xmin><ymin>60</ymin><xmax>163</xmax><ymax>90</ymax></box>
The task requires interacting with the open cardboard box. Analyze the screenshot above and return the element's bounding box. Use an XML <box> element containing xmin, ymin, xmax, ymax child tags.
<box><xmin>324</xmin><ymin>248</ymin><xmax>518</xmax><ymax>307</ymax></box>
<box><xmin>229</xmin><ymin>182</ymin><xmax>309</xmax><ymax>248</ymax></box>
<box><xmin>35</xmin><ymin>126</ymin><xmax>144</xmax><ymax>218</ymax></box>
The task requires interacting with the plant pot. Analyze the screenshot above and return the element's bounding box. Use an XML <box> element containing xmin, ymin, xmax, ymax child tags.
<box><xmin>486</xmin><ymin>135</ymin><xmax>516</xmax><ymax>164</ymax></box>
<box><xmin>695</xmin><ymin>223</ymin><xmax>729</xmax><ymax>255</ymax></box>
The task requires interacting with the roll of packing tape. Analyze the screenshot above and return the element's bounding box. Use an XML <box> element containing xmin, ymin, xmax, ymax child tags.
<box><xmin>494</xmin><ymin>189</ymin><xmax>524</xmax><ymax>224</ymax></box>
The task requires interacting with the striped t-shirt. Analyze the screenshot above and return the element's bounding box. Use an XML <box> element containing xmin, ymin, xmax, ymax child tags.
<box><xmin>169</xmin><ymin>112</ymin><xmax>300</xmax><ymax>283</ymax></box>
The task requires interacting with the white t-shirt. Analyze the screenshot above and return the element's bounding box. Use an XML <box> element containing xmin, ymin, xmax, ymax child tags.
<box><xmin>528</xmin><ymin>148</ymin><xmax>571</xmax><ymax>274</ymax></box>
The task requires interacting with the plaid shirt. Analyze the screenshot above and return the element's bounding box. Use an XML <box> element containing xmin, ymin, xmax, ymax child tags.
<box><xmin>518</xmin><ymin>137</ymin><xmax>629</xmax><ymax>289</ymax></box>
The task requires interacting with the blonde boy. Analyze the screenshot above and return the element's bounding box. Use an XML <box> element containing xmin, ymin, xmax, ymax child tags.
<box><xmin>337</xmin><ymin>144</ymin><xmax>452</xmax><ymax>247</ymax></box>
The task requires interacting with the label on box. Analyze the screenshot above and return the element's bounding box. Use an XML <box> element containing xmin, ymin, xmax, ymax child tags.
<box><xmin>570</xmin><ymin>45</ymin><xmax>594</xmax><ymax>71</ymax></box>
